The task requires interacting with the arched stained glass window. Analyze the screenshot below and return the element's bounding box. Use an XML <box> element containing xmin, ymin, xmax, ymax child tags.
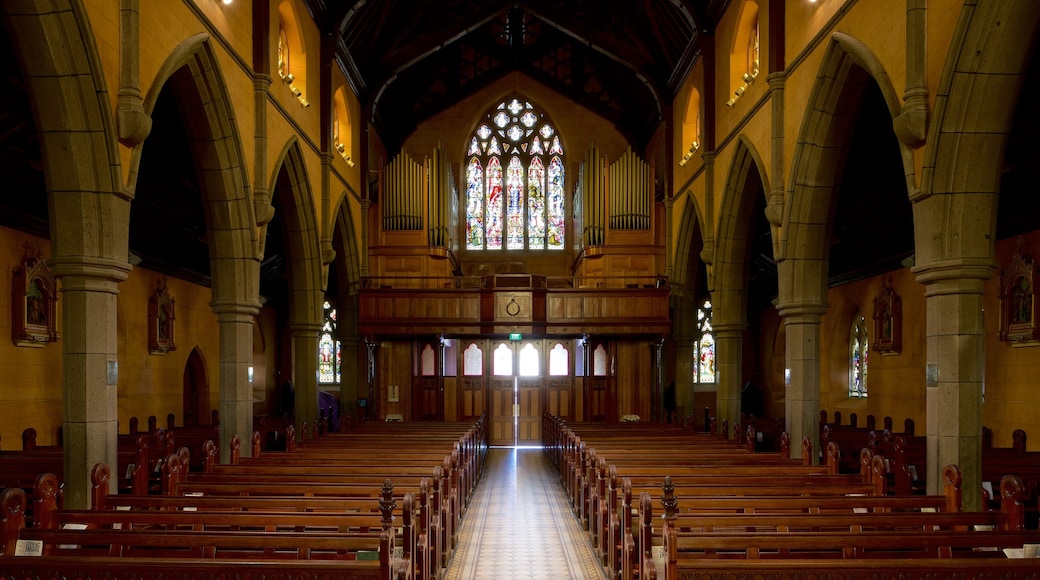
<box><xmin>693</xmin><ymin>300</ymin><xmax>716</xmax><ymax>384</ymax></box>
<box><xmin>318</xmin><ymin>301</ymin><xmax>340</xmax><ymax>384</ymax></box>
<box><xmin>849</xmin><ymin>313</ymin><xmax>868</xmax><ymax>397</ymax></box>
<box><xmin>465</xmin><ymin>96</ymin><xmax>565</xmax><ymax>250</ymax></box>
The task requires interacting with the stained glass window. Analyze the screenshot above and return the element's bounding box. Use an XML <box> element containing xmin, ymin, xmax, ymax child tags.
<box><xmin>464</xmin><ymin>96</ymin><xmax>565</xmax><ymax>250</ymax></box>
<box><xmin>849</xmin><ymin>313</ymin><xmax>868</xmax><ymax>397</ymax></box>
<box><xmin>318</xmin><ymin>301</ymin><xmax>340</xmax><ymax>384</ymax></box>
<box><xmin>693</xmin><ymin>300</ymin><xmax>716</xmax><ymax>384</ymax></box>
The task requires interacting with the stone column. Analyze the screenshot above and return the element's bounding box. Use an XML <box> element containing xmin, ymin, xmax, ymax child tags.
<box><xmin>213</xmin><ymin>302</ymin><xmax>259</xmax><ymax>462</ymax></box>
<box><xmin>290</xmin><ymin>322</ymin><xmax>321</xmax><ymax>428</ymax></box>
<box><xmin>51</xmin><ymin>259</ymin><xmax>130</xmax><ymax>508</ymax></box>
<box><xmin>913</xmin><ymin>261</ymin><xmax>991</xmax><ymax>510</ymax></box>
<box><xmin>776</xmin><ymin>301</ymin><xmax>827</xmax><ymax>463</ymax></box>
<box><xmin>713</xmin><ymin>322</ymin><xmax>743</xmax><ymax>439</ymax></box>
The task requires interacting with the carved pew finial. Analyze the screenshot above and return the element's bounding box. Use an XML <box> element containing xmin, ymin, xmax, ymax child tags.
<box><xmin>380</xmin><ymin>479</ymin><xmax>397</xmax><ymax>530</ymax></box>
<box><xmin>33</xmin><ymin>472</ymin><xmax>59</xmax><ymax>529</ymax></box>
<box><xmin>660</xmin><ymin>476</ymin><xmax>678</xmax><ymax>521</ymax></box>
<box><xmin>1</xmin><ymin>487</ymin><xmax>27</xmax><ymax>555</ymax></box>
<box><xmin>942</xmin><ymin>464</ymin><xmax>963</xmax><ymax>512</ymax></box>
<box><xmin>90</xmin><ymin>463</ymin><xmax>111</xmax><ymax>510</ymax></box>
<box><xmin>1000</xmin><ymin>474</ymin><xmax>1027</xmax><ymax>530</ymax></box>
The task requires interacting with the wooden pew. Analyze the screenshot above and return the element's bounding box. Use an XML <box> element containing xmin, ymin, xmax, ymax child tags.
<box><xmin>634</xmin><ymin>471</ymin><xmax>1038</xmax><ymax>580</ymax></box>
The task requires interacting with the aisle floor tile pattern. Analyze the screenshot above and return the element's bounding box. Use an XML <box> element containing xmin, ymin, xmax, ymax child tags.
<box><xmin>444</xmin><ymin>447</ymin><xmax>608</xmax><ymax>580</ymax></box>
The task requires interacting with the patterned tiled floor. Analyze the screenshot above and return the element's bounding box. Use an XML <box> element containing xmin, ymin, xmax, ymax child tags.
<box><xmin>445</xmin><ymin>447</ymin><xmax>608</xmax><ymax>580</ymax></box>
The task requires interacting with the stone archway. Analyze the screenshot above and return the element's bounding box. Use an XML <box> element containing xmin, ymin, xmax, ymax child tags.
<box><xmin>778</xmin><ymin>32</ymin><xmax>909</xmax><ymax>456</ymax></box>
<box><xmin>913</xmin><ymin>0</ymin><xmax>1040</xmax><ymax>507</ymax></box>
<box><xmin>1</xmin><ymin>1</ymin><xmax>129</xmax><ymax>508</ymax></box>
<box><xmin>268</xmin><ymin>139</ymin><xmax>324</xmax><ymax>428</ymax></box>
<box><xmin>714</xmin><ymin>136</ymin><xmax>772</xmax><ymax>440</ymax></box>
<box><xmin>330</xmin><ymin>194</ymin><xmax>364</xmax><ymax>418</ymax></box>
<box><xmin>131</xmin><ymin>35</ymin><xmax>260</xmax><ymax>462</ymax></box>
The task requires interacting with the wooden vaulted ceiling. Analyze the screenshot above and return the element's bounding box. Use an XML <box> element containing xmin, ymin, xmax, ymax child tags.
<box><xmin>305</xmin><ymin>0</ymin><xmax>729</xmax><ymax>153</ymax></box>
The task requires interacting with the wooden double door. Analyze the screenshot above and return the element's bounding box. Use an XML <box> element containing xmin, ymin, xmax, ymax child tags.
<box><xmin>457</xmin><ymin>339</ymin><xmax>576</xmax><ymax>447</ymax></box>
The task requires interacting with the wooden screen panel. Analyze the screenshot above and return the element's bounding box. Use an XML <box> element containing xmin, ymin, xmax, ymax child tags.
<box><xmin>459</xmin><ymin>377</ymin><xmax>486</xmax><ymax>421</ymax></box>
<box><xmin>416</xmin><ymin>377</ymin><xmax>443</xmax><ymax>421</ymax></box>
<box><xmin>588</xmin><ymin>377</ymin><xmax>608</xmax><ymax>421</ymax></box>
<box><xmin>546</xmin><ymin>377</ymin><xmax>571</xmax><ymax>420</ymax></box>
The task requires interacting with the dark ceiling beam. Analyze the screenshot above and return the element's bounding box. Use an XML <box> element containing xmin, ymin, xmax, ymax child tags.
<box><xmin>520</xmin><ymin>6</ymin><xmax>665</xmax><ymax>126</ymax></box>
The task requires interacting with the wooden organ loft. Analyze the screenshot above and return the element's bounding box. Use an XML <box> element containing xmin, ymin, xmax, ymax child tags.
<box><xmin>357</xmin><ymin>145</ymin><xmax>671</xmax><ymax>445</ymax></box>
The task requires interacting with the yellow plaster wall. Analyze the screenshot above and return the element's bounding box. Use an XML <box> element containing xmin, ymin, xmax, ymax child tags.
<box><xmin>116</xmin><ymin>267</ymin><xmax>222</xmax><ymax>432</ymax></box>
<box><xmin>816</xmin><ymin>268</ymin><xmax>928</xmax><ymax>432</ymax></box>
<box><xmin>0</xmin><ymin>230</ymin><xmax>62</xmax><ymax>448</ymax></box>
<box><xmin>983</xmin><ymin>232</ymin><xmax>1040</xmax><ymax>451</ymax></box>
<box><xmin>0</xmin><ymin>227</ymin><xmax>225</xmax><ymax>448</ymax></box>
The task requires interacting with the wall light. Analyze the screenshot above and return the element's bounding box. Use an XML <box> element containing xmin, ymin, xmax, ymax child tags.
<box><xmin>247</xmin><ymin>366</ymin><xmax>254</xmax><ymax>383</ymax></box>
<box><xmin>223</xmin><ymin>0</ymin><xmax>233</xmax><ymax>5</ymax></box>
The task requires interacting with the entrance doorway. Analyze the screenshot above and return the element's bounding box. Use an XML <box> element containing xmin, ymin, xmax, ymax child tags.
<box><xmin>489</xmin><ymin>341</ymin><xmax>542</xmax><ymax>446</ymax></box>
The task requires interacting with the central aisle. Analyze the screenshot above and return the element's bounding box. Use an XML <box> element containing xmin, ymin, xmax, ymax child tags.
<box><xmin>444</xmin><ymin>447</ymin><xmax>608</xmax><ymax>579</ymax></box>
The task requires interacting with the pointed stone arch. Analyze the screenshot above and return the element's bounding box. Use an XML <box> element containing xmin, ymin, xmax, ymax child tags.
<box><xmin>330</xmin><ymin>194</ymin><xmax>364</xmax><ymax>416</ymax></box>
<box><xmin>1</xmin><ymin>0</ymin><xmax>129</xmax><ymax>508</ymax></box>
<box><xmin>268</xmin><ymin>137</ymin><xmax>324</xmax><ymax>427</ymax></box>
<box><xmin>671</xmin><ymin>192</ymin><xmax>706</xmax><ymax>295</ymax></box>
<box><xmin>132</xmin><ymin>33</ymin><xmax>259</xmax><ymax>461</ymax></box>
<box><xmin>912</xmin><ymin>0</ymin><xmax>1040</xmax><ymax>508</ymax></box>
<box><xmin>780</xmin><ymin>32</ymin><xmax>911</xmax><ymax>301</ymax></box>
<box><xmin>713</xmin><ymin>136</ymin><xmax>772</xmax><ymax>436</ymax></box>
<box><xmin>716</xmin><ymin>135</ymin><xmax>772</xmax><ymax>321</ymax></box>
<box><xmin>670</xmin><ymin>192</ymin><xmax>707</xmax><ymax>429</ymax></box>
<box><xmin>777</xmin><ymin>32</ymin><xmax>908</xmax><ymax>456</ymax></box>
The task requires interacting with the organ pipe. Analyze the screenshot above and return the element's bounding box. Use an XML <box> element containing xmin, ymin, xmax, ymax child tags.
<box><xmin>608</xmin><ymin>147</ymin><xmax>652</xmax><ymax>230</ymax></box>
<box><xmin>382</xmin><ymin>152</ymin><xmax>424</xmax><ymax>231</ymax></box>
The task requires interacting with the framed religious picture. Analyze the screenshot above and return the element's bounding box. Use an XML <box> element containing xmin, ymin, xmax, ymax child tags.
<box><xmin>999</xmin><ymin>240</ymin><xmax>1040</xmax><ymax>346</ymax></box>
<box><xmin>11</xmin><ymin>242</ymin><xmax>59</xmax><ymax>347</ymax></box>
<box><xmin>148</xmin><ymin>278</ymin><xmax>177</xmax><ymax>354</ymax></box>
<box><xmin>872</xmin><ymin>278</ymin><xmax>902</xmax><ymax>355</ymax></box>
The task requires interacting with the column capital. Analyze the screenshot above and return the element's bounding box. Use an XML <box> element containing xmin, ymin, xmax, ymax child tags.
<box><xmin>210</xmin><ymin>299</ymin><xmax>261</xmax><ymax>321</ymax></box>
<box><xmin>775</xmin><ymin>300</ymin><xmax>828</xmax><ymax>324</ymax></box>
<box><xmin>49</xmin><ymin>256</ymin><xmax>132</xmax><ymax>291</ymax></box>
<box><xmin>288</xmin><ymin>322</ymin><xmax>323</xmax><ymax>335</ymax></box>
<box><xmin>711</xmin><ymin>321</ymin><xmax>747</xmax><ymax>336</ymax></box>
<box><xmin>912</xmin><ymin>258</ymin><xmax>996</xmax><ymax>295</ymax></box>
